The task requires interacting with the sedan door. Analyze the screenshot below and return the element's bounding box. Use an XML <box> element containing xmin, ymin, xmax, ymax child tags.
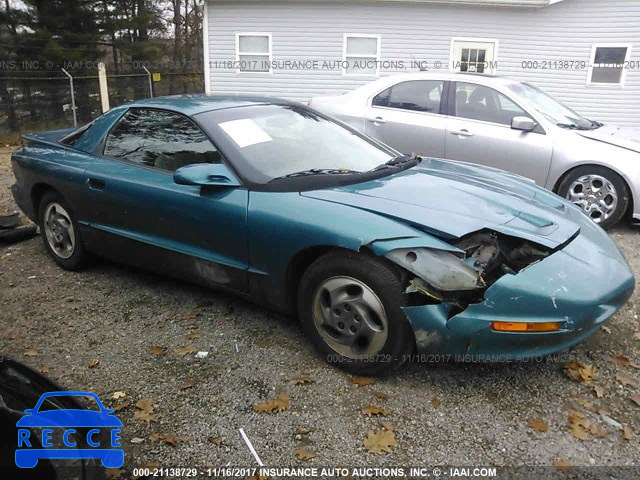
<box><xmin>364</xmin><ymin>79</ymin><xmax>447</xmax><ymax>157</ymax></box>
<box><xmin>445</xmin><ymin>81</ymin><xmax>553</xmax><ymax>185</ymax></box>
<box><xmin>84</xmin><ymin>108</ymin><xmax>249</xmax><ymax>292</ymax></box>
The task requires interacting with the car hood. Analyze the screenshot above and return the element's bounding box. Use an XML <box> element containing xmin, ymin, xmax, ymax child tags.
<box><xmin>301</xmin><ymin>158</ymin><xmax>581</xmax><ymax>248</ymax></box>
<box><xmin>576</xmin><ymin>124</ymin><xmax>640</xmax><ymax>153</ymax></box>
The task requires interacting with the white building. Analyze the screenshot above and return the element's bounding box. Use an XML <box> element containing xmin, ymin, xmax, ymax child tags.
<box><xmin>203</xmin><ymin>0</ymin><xmax>640</xmax><ymax>126</ymax></box>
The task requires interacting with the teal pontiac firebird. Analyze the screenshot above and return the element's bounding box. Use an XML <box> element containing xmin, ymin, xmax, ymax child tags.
<box><xmin>11</xmin><ymin>95</ymin><xmax>635</xmax><ymax>375</ymax></box>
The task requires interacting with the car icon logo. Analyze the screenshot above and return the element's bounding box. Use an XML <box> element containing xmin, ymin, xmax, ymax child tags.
<box><xmin>15</xmin><ymin>391</ymin><xmax>124</xmax><ymax>468</ymax></box>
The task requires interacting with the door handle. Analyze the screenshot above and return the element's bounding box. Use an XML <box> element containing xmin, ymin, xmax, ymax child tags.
<box><xmin>87</xmin><ymin>178</ymin><xmax>106</xmax><ymax>190</ymax></box>
<box><xmin>450</xmin><ymin>129</ymin><xmax>474</xmax><ymax>137</ymax></box>
<box><xmin>367</xmin><ymin>116</ymin><xmax>386</xmax><ymax>124</ymax></box>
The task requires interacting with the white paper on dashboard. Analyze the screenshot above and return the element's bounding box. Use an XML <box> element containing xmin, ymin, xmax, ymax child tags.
<box><xmin>218</xmin><ymin>119</ymin><xmax>273</xmax><ymax>148</ymax></box>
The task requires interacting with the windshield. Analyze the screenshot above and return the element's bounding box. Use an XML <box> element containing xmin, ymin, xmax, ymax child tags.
<box><xmin>507</xmin><ymin>82</ymin><xmax>597</xmax><ymax>129</ymax></box>
<box><xmin>201</xmin><ymin>104</ymin><xmax>399</xmax><ymax>183</ymax></box>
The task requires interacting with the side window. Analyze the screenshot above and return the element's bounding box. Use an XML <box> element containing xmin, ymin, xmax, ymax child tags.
<box><xmin>454</xmin><ymin>82</ymin><xmax>526</xmax><ymax>126</ymax></box>
<box><xmin>372</xmin><ymin>87</ymin><xmax>390</xmax><ymax>107</ymax></box>
<box><xmin>104</xmin><ymin>109</ymin><xmax>221</xmax><ymax>171</ymax></box>
<box><xmin>386</xmin><ymin>80</ymin><xmax>444</xmax><ymax>113</ymax></box>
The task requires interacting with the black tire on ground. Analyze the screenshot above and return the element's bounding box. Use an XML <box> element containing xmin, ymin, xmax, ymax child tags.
<box><xmin>557</xmin><ymin>165</ymin><xmax>630</xmax><ymax>229</ymax></box>
<box><xmin>37</xmin><ymin>190</ymin><xmax>91</xmax><ymax>270</ymax></box>
<box><xmin>297</xmin><ymin>250</ymin><xmax>414</xmax><ymax>376</ymax></box>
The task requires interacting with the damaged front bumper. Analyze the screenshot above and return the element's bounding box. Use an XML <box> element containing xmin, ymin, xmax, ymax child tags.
<box><xmin>401</xmin><ymin>219</ymin><xmax>635</xmax><ymax>360</ymax></box>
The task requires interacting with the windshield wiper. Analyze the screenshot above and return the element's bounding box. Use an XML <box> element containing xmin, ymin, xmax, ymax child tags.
<box><xmin>371</xmin><ymin>154</ymin><xmax>421</xmax><ymax>172</ymax></box>
<box><xmin>273</xmin><ymin>168</ymin><xmax>357</xmax><ymax>180</ymax></box>
<box><xmin>557</xmin><ymin>123</ymin><xmax>591</xmax><ymax>131</ymax></box>
<box><xmin>589</xmin><ymin>120</ymin><xmax>603</xmax><ymax>129</ymax></box>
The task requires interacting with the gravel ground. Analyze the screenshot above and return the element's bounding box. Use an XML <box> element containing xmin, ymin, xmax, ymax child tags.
<box><xmin>1</xmin><ymin>146</ymin><xmax>639</xmax><ymax>479</ymax></box>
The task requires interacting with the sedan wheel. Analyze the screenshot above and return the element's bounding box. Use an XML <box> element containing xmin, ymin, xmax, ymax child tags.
<box><xmin>298</xmin><ymin>250</ymin><xmax>413</xmax><ymax>375</ymax></box>
<box><xmin>567</xmin><ymin>175</ymin><xmax>618</xmax><ymax>223</ymax></box>
<box><xmin>38</xmin><ymin>191</ymin><xmax>90</xmax><ymax>270</ymax></box>
<box><xmin>558</xmin><ymin>166</ymin><xmax>629</xmax><ymax>229</ymax></box>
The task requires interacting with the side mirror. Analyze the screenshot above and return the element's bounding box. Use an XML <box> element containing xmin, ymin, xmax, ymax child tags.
<box><xmin>174</xmin><ymin>163</ymin><xmax>242</xmax><ymax>188</ymax></box>
<box><xmin>511</xmin><ymin>116</ymin><xmax>537</xmax><ymax>132</ymax></box>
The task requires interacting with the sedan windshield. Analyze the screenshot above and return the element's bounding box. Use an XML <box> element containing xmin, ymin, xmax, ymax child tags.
<box><xmin>200</xmin><ymin>104</ymin><xmax>399</xmax><ymax>183</ymax></box>
<box><xmin>507</xmin><ymin>82</ymin><xmax>597</xmax><ymax>130</ymax></box>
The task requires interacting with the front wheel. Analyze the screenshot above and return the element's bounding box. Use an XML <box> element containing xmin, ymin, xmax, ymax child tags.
<box><xmin>557</xmin><ymin>166</ymin><xmax>630</xmax><ymax>229</ymax></box>
<box><xmin>297</xmin><ymin>250</ymin><xmax>414</xmax><ymax>376</ymax></box>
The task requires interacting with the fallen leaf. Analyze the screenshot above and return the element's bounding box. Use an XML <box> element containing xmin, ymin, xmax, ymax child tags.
<box><xmin>105</xmin><ymin>469</ymin><xmax>124</xmax><ymax>480</ymax></box>
<box><xmin>594</xmin><ymin>385</ymin><xmax>605</xmax><ymax>398</ymax></box>
<box><xmin>293</xmin><ymin>447</ymin><xmax>316</xmax><ymax>460</ymax></box>
<box><xmin>564</xmin><ymin>362</ymin><xmax>597</xmax><ymax>383</ymax></box>
<box><xmin>186</xmin><ymin>332</ymin><xmax>200</xmax><ymax>340</ymax></box>
<box><xmin>86</xmin><ymin>358</ymin><xmax>99</xmax><ymax>368</ymax></box>
<box><xmin>253</xmin><ymin>392</ymin><xmax>290</xmax><ymax>413</ymax></box>
<box><xmin>612</xmin><ymin>355</ymin><xmax>631</xmax><ymax>367</ymax></box>
<box><xmin>567</xmin><ymin>410</ymin><xmax>590</xmax><ymax>440</ymax></box>
<box><xmin>179</xmin><ymin>379</ymin><xmax>197</xmax><ymax>390</ymax></box>
<box><xmin>574</xmin><ymin>398</ymin><xmax>593</xmax><ymax>410</ymax></box>
<box><xmin>351</xmin><ymin>377</ymin><xmax>375</xmax><ymax>387</ymax></box>
<box><xmin>133</xmin><ymin>410</ymin><xmax>156</xmax><ymax>422</ymax></box>
<box><xmin>39</xmin><ymin>367</ymin><xmax>49</xmax><ymax>374</ymax></box>
<box><xmin>634</xmin><ymin>332</ymin><xmax>640</xmax><ymax>341</ymax></box>
<box><xmin>363</xmin><ymin>429</ymin><xmax>398</xmax><ymax>454</ymax></box>
<box><xmin>361</xmin><ymin>405</ymin><xmax>388</xmax><ymax>417</ymax></box>
<box><xmin>294</xmin><ymin>427</ymin><xmax>312</xmax><ymax>435</ymax></box>
<box><xmin>290</xmin><ymin>375</ymin><xmax>315</xmax><ymax>385</ymax></box>
<box><xmin>23</xmin><ymin>349</ymin><xmax>38</xmax><ymax>357</ymax></box>
<box><xmin>112</xmin><ymin>400</ymin><xmax>131</xmax><ymax>412</ymax></box>
<box><xmin>373</xmin><ymin>391</ymin><xmax>387</xmax><ymax>400</ymax></box>
<box><xmin>431</xmin><ymin>397</ymin><xmax>441</xmax><ymax>409</ymax></box>
<box><xmin>1</xmin><ymin>331</ymin><xmax>25</xmax><ymax>340</ymax></box>
<box><xmin>184</xmin><ymin>322</ymin><xmax>199</xmax><ymax>330</ymax></box>
<box><xmin>149</xmin><ymin>346</ymin><xmax>167</xmax><ymax>356</ymax></box>
<box><xmin>112</xmin><ymin>391</ymin><xmax>126</xmax><ymax>399</ymax></box>
<box><xmin>207</xmin><ymin>436</ymin><xmax>223</xmax><ymax>446</ymax></box>
<box><xmin>553</xmin><ymin>460</ymin><xmax>572</xmax><ymax>471</ymax></box>
<box><xmin>616</xmin><ymin>372</ymin><xmax>639</xmax><ymax>388</ymax></box>
<box><xmin>176</xmin><ymin>435</ymin><xmax>189</xmax><ymax>443</ymax></box>
<box><xmin>527</xmin><ymin>418</ymin><xmax>549</xmax><ymax>433</ymax></box>
<box><xmin>630</xmin><ymin>394</ymin><xmax>640</xmax><ymax>407</ymax></box>
<box><xmin>568</xmin><ymin>422</ymin><xmax>590</xmax><ymax>441</ymax></box>
<box><xmin>623</xmin><ymin>425</ymin><xmax>634</xmax><ymax>441</ymax></box>
<box><xmin>149</xmin><ymin>433</ymin><xmax>182</xmax><ymax>446</ymax></box>
<box><xmin>172</xmin><ymin>345</ymin><xmax>197</xmax><ymax>357</ymax></box>
<box><xmin>601</xmin><ymin>326</ymin><xmax>611</xmax><ymax>334</ymax></box>
<box><xmin>136</xmin><ymin>399</ymin><xmax>153</xmax><ymax>412</ymax></box>
<box><xmin>588</xmin><ymin>423</ymin><xmax>609</xmax><ymax>438</ymax></box>
<box><xmin>184</xmin><ymin>311</ymin><xmax>200</xmax><ymax>320</ymax></box>
<box><xmin>380</xmin><ymin>421</ymin><xmax>395</xmax><ymax>431</ymax></box>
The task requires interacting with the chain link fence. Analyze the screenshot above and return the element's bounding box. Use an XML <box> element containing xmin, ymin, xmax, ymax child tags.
<box><xmin>0</xmin><ymin>67</ymin><xmax>204</xmax><ymax>143</ymax></box>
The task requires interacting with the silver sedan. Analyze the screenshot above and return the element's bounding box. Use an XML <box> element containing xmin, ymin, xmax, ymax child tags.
<box><xmin>310</xmin><ymin>72</ymin><xmax>640</xmax><ymax>229</ymax></box>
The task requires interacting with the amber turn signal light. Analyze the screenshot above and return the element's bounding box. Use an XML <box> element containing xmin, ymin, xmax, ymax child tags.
<box><xmin>491</xmin><ymin>321</ymin><xmax>561</xmax><ymax>332</ymax></box>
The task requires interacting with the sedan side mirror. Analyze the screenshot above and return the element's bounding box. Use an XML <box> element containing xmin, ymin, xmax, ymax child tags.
<box><xmin>174</xmin><ymin>163</ymin><xmax>242</xmax><ymax>188</ymax></box>
<box><xmin>511</xmin><ymin>116</ymin><xmax>537</xmax><ymax>132</ymax></box>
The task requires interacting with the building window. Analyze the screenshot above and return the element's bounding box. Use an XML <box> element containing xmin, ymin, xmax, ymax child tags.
<box><xmin>236</xmin><ymin>33</ymin><xmax>271</xmax><ymax>73</ymax></box>
<box><xmin>450</xmin><ymin>38</ymin><xmax>498</xmax><ymax>74</ymax></box>
<box><xmin>588</xmin><ymin>44</ymin><xmax>632</xmax><ymax>86</ymax></box>
<box><xmin>343</xmin><ymin>34</ymin><xmax>380</xmax><ymax>76</ymax></box>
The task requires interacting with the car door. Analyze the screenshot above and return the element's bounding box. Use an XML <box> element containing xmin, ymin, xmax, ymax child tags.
<box><xmin>84</xmin><ymin>108</ymin><xmax>249</xmax><ymax>292</ymax></box>
<box><xmin>364</xmin><ymin>79</ymin><xmax>447</xmax><ymax>157</ymax></box>
<box><xmin>445</xmin><ymin>81</ymin><xmax>553</xmax><ymax>185</ymax></box>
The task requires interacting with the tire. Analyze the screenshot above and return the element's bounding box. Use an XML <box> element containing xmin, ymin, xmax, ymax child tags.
<box><xmin>297</xmin><ymin>250</ymin><xmax>414</xmax><ymax>376</ymax></box>
<box><xmin>38</xmin><ymin>190</ymin><xmax>90</xmax><ymax>270</ymax></box>
<box><xmin>557</xmin><ymin>165</ymin><xmax>630</xmax><ymax>229</ymax></box>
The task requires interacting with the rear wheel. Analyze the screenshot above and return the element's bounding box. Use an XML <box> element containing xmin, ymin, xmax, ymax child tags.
<box><xmin>557</xmin><ymin>166</ymin><xmax>629</xmax><ymax>229</ymax></box>
<box><xmin>38</xmin><ymin>191</ymin><xmax>90</xmax><ymax>270</ymax></box>
<box><xmin>298</xmin><ymin>250</ymin><xmax>413</xmax><ymax>375</ymax></box>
